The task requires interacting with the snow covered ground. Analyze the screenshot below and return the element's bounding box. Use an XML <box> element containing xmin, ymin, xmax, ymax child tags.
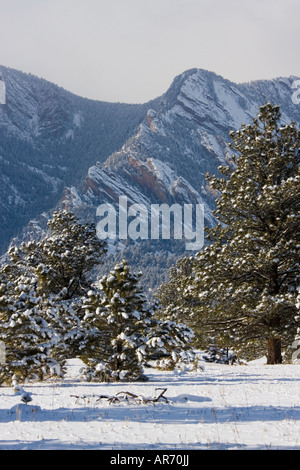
<box><xmin>0</xmin><ymin>358</ymin><xmax>299</xmax><ymax>450</ymax></box>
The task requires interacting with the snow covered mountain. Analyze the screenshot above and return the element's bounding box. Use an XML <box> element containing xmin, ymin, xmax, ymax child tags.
<box><xmin>58</xmin><ymin>69</ymin><xmax>300</xmax><ymax>286</ymax></box>
<box><xmin>1</xmin><ymin>66</ymin><xmax>300</xmax><ymax>289</ymax></box>
<box><xmin>63</xmin><ymin>69</ymin><xmax>300</xmax><ymax>216</ymax></box>
<box><xmin>0</xmin><ymin>65</ymin><xmax>155</xmax><ymax>253</ymax></box>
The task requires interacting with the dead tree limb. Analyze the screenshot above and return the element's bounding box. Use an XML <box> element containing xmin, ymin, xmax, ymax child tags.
<box><xmin>71</xmin><ymin>388</ymin><xmax>171</xmax><ymax>405</ymax></box>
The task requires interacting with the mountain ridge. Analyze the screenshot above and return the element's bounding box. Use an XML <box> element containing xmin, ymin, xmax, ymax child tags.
<box><xmin>1</xmin><ymin>65</ymin><xmax>300</xmax><ymax>291</ymax></box>
<box><xmin>55</xmin><ymin>68</ymin><xmax>300</xmax><ymax>290</ymax></box>
<box><xmin>0</xmin><ymin>65</ymin><xmax>159</xmax><ymax>253</ymax></box>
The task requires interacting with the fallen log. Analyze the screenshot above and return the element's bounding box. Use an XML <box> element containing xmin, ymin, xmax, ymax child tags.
<box><xmin>71</xmin><ymin>388</ymin><xmax>171</xmax><ymax>405</ymax></box>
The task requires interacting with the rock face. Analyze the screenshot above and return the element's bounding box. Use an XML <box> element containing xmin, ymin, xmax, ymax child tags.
<box><xmin>2</xmin><ymin>66</ymin><xmax>300</xmax><ymax>290</ymax></box>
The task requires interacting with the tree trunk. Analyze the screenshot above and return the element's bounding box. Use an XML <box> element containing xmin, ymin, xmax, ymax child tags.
<box><xmin>267</xmin><ymin>338</ymin><xmax>282</xmax><ymax>364</ymax></box>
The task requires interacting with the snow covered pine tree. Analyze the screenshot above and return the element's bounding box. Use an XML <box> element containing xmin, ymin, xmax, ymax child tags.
<box><xmin>0</xmin><ymin>210</ymin><xmax>107</xmax><ymax>383</ymax></box>
<box><xmin>80</xmin><ymin>261</ymin><xmax>154</xmax><ymax>382</ymax></box>
<box><xmin>0</xmin><ymin>263</ymin><xmax>62</xmax><ymax>383</ymax></box>
<box><xmin>81</xmin><ymin>259</ymin><xmax>197</xmax><ymax>380</ymax></box>
<box><xmin>146</xmin><ymin>305</ymin><xmax>196</xmax><ymax>371</ymax></box>
<box><xmin>17</xmin><ymin>210</ymin><xmax>107</xmax><ymax>299</ymax></box>
<box><xmin>185</xmin><ymin>103</ymin><xmax>300</xmax><ymax>363</ymax></box>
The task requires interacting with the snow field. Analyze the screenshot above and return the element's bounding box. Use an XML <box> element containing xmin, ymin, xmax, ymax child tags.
<box><xmin>0</xmin><ymin>359</ymin><xmax>300</xmax><ymax>450</ymax></box>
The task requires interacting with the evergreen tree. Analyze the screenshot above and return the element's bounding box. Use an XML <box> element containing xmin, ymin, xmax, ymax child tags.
<box><xmin>154</xmin><ymin>258</ymin><xmax>198</xmax><ymax>369</ymax></box>
<box><xmin>147</xmin><ymin>304</ymin><xmax>196</xmax><ymax>370</ymax></box>
<box><xmin>10</xmin><ymin>210</ymin><xmax>107</xmax><ymax>299</ymax></box>
<box><xmin>0</xmin><ymin>264</ymin><xmax>63</xmax><ymax>384</ymax></box>
<box><xmin>0</xmin><ymin>210</ymin><xmax>107</xmax><ymax>383</ymax></box>
<box><xmin>157</xmin><ymin>256</ymin><xmax>199</xmax><ymax>334</ymax></box>
<box><xmin>187</xmin><ymin>103</ymin><xmax>300</xmax><ymax>363</ymax></box>
<box><xmin>80</xmin><ymin>261</ymin><xmax>154</xmax><ymax>382</ymax></box>
<box><xmin>8</xmin><ymin>210</ymin><xmax>107</xmax><ymax>357</ymax></box>
<box><xmin>202</xmin><ymin>337</ymin><xmax>237</xmax><ymax>364</ymax></box>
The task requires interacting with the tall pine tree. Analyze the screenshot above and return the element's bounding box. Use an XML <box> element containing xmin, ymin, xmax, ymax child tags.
<box><xmin>80</xmin><ymin>261</ymin><xmax>154</xmax><ymax>382</ymax></box>
<box><xmin>186</xmin><ymin>103</ymin><xmax>300</xmax><ymax>363</ymax></box>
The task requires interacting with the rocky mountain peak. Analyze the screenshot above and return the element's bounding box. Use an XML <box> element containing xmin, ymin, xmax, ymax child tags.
<box><xmin>2</xmin><ymin>66</ymin><xmax>300</xmax><ymax>290</ymax></box>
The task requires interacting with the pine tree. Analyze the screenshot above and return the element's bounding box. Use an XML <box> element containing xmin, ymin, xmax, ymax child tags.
<box><xmin>80</xmin><ymin>261</ymin><xmax>154</xmax><ymax>382</ymax></box>
<box><xmin>0</xmin><ymin>210</ymin><xmax>107</xmax><ymax>383</ymax></box>
<box><xmin>157</xmin><ymin>256</ymin><xmax>198</xmax><ymax>326</ymax></box>
<box><xmin>187</xmin><ymin>103</ymin><xmax>300</xmax><ymax>363</ymax></box>
<box><xmin>147</xmin><ymin>304</ymin><xmax>196</xmax><ymax>370</ymax></box>
<box><xmin>0</xmin><ymin>264</ymin><xmax>63</xmax><ymax>384</ymax></box>
<box><xmin>202</xmin><ymin>337</ymin><xmax>237</xmax><ymax>364</ymax></box>
<box><xmin>10</xmin><ymin>210</ymin><xmax>107</xmax><ymax>299</ymax></box>
<box><xmin>8</xmin><ymin>210</ymin><xmax>107</xmax><ymax>358</ymax></box>
<box><xmin>157</xmin><ymin>256</ymin><xmax>202</xmax><ymax>345</ymax></box>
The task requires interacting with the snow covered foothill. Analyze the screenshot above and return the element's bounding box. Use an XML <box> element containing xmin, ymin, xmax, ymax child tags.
<box><xmin>0</xmin><ymin>358</ymin><xmax>300</xmax><ymax>450</ymax></box>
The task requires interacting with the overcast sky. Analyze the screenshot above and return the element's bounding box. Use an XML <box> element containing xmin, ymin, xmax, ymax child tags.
<box><xmin>0</xmin><ymin>0</ymin><xmax>299</xmax><ymax>103</ymax></box>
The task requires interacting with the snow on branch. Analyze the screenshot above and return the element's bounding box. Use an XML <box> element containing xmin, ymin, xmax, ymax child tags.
<box><xmin>71</xmin><ymin>387</ymin><xmax>171</xmax><ymax>405</ymax></box>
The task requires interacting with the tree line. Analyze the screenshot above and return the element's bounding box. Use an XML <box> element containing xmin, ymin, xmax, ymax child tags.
<box><xmin>0</xmin><ymin>211</ymin><xmax>195</xmax><ymax>385</ymax></box>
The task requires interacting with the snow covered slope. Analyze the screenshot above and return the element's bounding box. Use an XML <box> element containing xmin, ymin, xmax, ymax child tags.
<box><xmin>0</xmin><ymin>359</ymin><xmax>299</xmax><ymax>450</ymax></box>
